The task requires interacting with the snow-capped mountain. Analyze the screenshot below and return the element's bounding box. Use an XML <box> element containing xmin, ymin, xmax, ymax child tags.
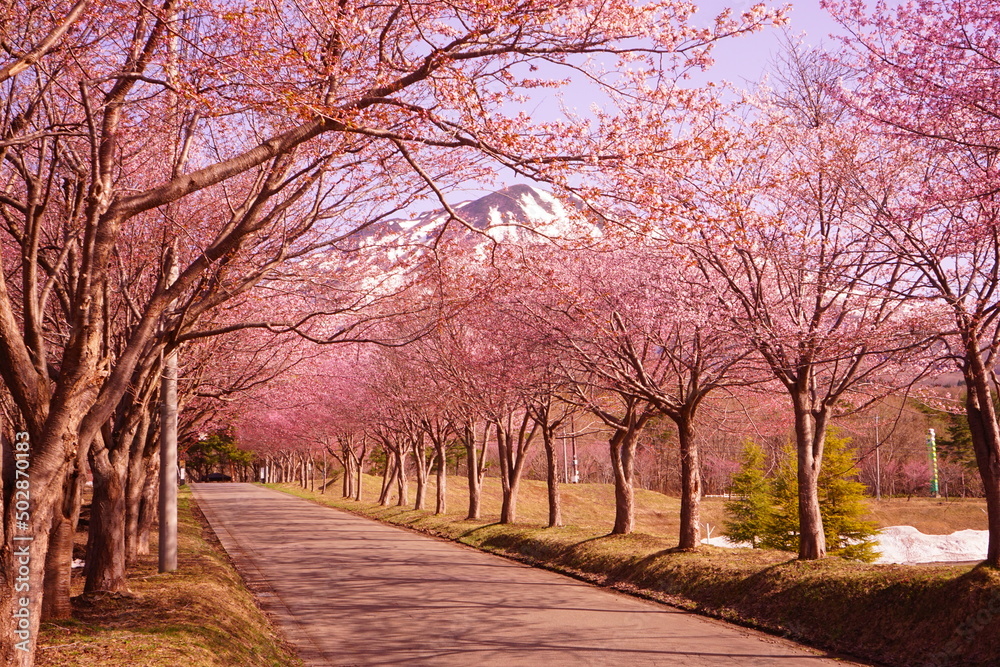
<box><xmin>365</xmin><ymin>183</ymin><xmax>592</xmax><ymax>246</ymax></box>
<box><xmin>306</xmin><ymin>184</ymin><xmax>596</xmax><ymax>291</ymax></box>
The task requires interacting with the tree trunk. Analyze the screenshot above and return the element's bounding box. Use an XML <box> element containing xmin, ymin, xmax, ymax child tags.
<box><xmin>505</xmin><ymin>476</ymin><xmax>521</xmax><ymax>524</ymax></box>
<box><xmin>1</xmin><ymin>425</ymin><xmax>77</xmax><ymax>667</ymax></box>
<box><xmin>412</xmin><ymin>441</ymin><xmax>428</xmax><ymax>511</ymax></box>
<box><xmin>465</xmin><ymin>425</ymin><xmax>483</xmax><ymax>520</ymax></box>
<box><xmin>125</xmin><ymin>411</ymin><xmax>153</xmax><ymax>563</ymax></box>
<box><xmin>42</xmin><ymin>512</ymin><xmax>74</xmax><ymax>620</ymax></box>
<box><xmin>414</xmin><ymin>474</ymin><xmax>426</xmax><ymax>510</ymax></box>
<box><xmin>1</xmin><ymin>481</ymin><xmax>58</xmax><ymax>667</ymax></box>
<box><xmin>137</xmin><ymin>456</ymin><xmax>159</xmax><ymax>556</ymax></box>
<box><xmin>677</xmin><ymin>418</ymin><xmax>701</xmax><ymax>550</ymax></box>
<box><xmin>85</xmin><ymin>440</ymin><xmax>130</xmax><ymax>593</ymax></box>
<box><xmin>41</xmin><ymin>461</ymin><xmax>83</xmax><ymax>621</ymax></box>
<box><xmin>136</xmin><ymin>420</ymin><xmax>161</xmax><ymax>557</ymax></box>
<box><xmin>435</xmin><ymin>443</ymin><xmax>447</xmax><ymax>515</ymax></box>
<box><xmin>609</xmin><ymin>428</ymin><xmax>636</xmax><ymax>535</ymax></box>
<box><xmin>342</xmin><ymin>455</ymin><xmax>352</xmax><ymax>498</ymax></box>
<box><xmin>792</xmin><ymin>398</ymin><xmax>827</xmax><ymax>560</ymax></box>
<box><xmin>395</xmin><ymin>448</ymin><xmax>408</xmax><ymax>507</ymax></box>
<box><xmin>543</xmin><ymin>426</ymin><xmax>562</xmax><ymax>528</ymax></box>
<box><xmin>982</xmin><ymin>467</ymin><xmax>1000</xmax><ymax>568</ymax></box>
<box><xmin>497</xmin><ymin>415</ymin><xmax>535</xmax><ymax>525</ymax></box>
<box><xmin>497</xmin><ymin>424</ymin><xmax>514</xmax><ymax>523</ymax></box>
<box><xmin>962</xmin><ymin>355</ymin><xmax>1000</xmax><ymax>567</ymax></box>
<box><xmin>378</xmin><ymin>453</ymin><xmax>396</xmax><ymax>506</ymax></box>
<box><xmin>355</xmin><ymin>446</ymin><xmax>364</xmax><ymax>502</ymax></box>
<box><xmin>347</xmin><ymin>454</ymin><xmax>356</xmax><ymax>498</ymax></box>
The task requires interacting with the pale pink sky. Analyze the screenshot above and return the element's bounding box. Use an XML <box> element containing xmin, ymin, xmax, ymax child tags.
<box><xmin>441</xmin><ymin>1</ymin><xmax>850</xmax><ymax>202</ymax></box>
<box><xmin>696</xmin><ymin>0</ymin><xmax>845</xmax><ymax>86</ymax></box>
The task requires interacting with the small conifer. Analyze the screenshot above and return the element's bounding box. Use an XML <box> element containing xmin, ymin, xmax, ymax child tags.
<box><xmin>724</xmin><ymin>442</ymin><xmax>773</xmax><ymax>547</ymax></box>
<box><xmin>819</xmin><ymin>431</ymin><xmax>880</xmax><ymax>562</ymax></box>
<box><xmin>759</xmin><ymin>444</ymin><xmax>800</xmax><ymax>552</ymax></box>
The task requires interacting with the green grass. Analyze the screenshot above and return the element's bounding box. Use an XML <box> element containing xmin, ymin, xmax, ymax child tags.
<box><xmin>36</xmin><ymin>488</ymin><xmax>303</xmax><ymax>667</ymax></box>
<box><xmin>277</xmin><ymin>474</ymin><xmax>999</xmax><ymax>667</ymax></box>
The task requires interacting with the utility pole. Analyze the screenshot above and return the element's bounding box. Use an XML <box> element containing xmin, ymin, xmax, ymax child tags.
<box><xmin>159</xmin><ymin>246</ymin><xmax>179</xmax><ymax>573</ymax></box>
<box><xmin>875</xmin><ymin>413</ymin><xmax>881</xmax><ymax>501</ymax></box>
<box><xmin>159</xmin><ymin>13</ymin><xmax>188</xmax><ymax>573</ymax></box>
<box><xmin>562</xmin><ymin>430</ymin><xmax>573</xmax><ymax>484</ymax></box>
<box><xmin>571</xmin><ymin>416</ymin><xmax>580</xmax><ymax>484</ymax></box>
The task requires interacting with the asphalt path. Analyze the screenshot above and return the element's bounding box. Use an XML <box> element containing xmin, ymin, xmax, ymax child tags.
<box><xmin>191</xmin><ymin>483</ymin><xmax>859</xmax><ymax>666</ymax></box>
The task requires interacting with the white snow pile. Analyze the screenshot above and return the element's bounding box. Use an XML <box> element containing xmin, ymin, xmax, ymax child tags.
<box><xmin>701</xmin><ymin>526</ymin><xmax>989</xmax><ymax>564</ymax></box>
<box><xmin>702</xmin><ymin>535</ymin><xmax>751</xmax><ymax>549</ymax></box>
<box><xmin>873</xmin><ymin>526</ymin><xmax>988</xmax><ymax>564</ymax></box>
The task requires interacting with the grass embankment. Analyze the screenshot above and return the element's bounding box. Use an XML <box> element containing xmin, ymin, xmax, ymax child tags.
<box><xmin>37</xmin><ymin>487</ymin><xmax>302</xmax><ymax>667</ymax></box>
<box><xmin>275</xmin><ymin>474</ymin><xmax>998</xmax><ymax>667</ymax></box>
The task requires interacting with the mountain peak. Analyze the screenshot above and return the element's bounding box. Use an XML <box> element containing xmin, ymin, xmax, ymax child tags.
<box><xmin>453</xmin><ymin>184</ymin><xmax>565</xmax><ymax>231</ymax></box>
<box><xmin>347</xmin><ymin>184</ymin><xmax>594</xmax><ymax>251</ymax></box>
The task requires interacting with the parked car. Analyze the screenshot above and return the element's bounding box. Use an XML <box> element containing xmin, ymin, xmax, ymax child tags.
<box><xmin>204</xmin><ymin>472</ymin><xmax>233</xmax><ymax>482</ymax></box>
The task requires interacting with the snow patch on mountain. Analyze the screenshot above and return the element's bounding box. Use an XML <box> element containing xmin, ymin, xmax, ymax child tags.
<box><xmin>305</xmin><ymin>184</ymin><xmax>595</xmax><ymax>289</ymax></box>
<box><xmin>369</xmin><ymin>183</ymin><xmax>592</xmax><ymax>246</ymax></box>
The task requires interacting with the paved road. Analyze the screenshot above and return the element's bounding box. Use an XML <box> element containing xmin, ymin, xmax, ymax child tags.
<box><xmin>192</xmin><ymin>483</ymin><xmax>858</xmax><ymax>666</ymax></box>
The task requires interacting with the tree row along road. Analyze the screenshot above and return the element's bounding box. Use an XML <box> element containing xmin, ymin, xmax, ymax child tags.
<box><xmin>192</xmin><ymin>483</ymin><xmax>858</xmax><ymax>666</ymax></box>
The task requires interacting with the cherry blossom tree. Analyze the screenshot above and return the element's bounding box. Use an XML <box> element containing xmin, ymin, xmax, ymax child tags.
<box><xmin>827</xmin><ymin>0</ymin><xmax>1000</xmax><ymax>568</ymax></box>
<box><xmin>551</xmin><ymin>245</ymin><xmax>751</xmax><ymax>545</ymax></box>
<box><xmin>512</xmin><ymin>241</ymin><xmax>744</xmax><ymax>540</ymax></box>
<box><xmin>413</xmin><ymin>318</ymin><xmax>494</xmax><ymax>519</ymax></box>
<box><xmin>676</xmin><ymin>49</ymin><xmax>937</xmax><ymax>559</ymax></box>
<box><xmin>465</xmin><ymin>307</ymin><xmax>544</xmax><ymax>525</ymax></box>
<box><xmin>0</xmin><ymin>0</ymin><xmax>89</xmax><ymax>83</ymax></box>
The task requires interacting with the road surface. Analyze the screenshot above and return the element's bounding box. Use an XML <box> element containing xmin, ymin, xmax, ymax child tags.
<box><xmin>191</xmin><ymin>483</ymin><xmax>859</xmax><ymax>666</ymax></box>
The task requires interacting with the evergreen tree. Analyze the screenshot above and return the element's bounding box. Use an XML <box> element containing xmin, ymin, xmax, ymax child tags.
<box><xmin>760</xmin><ymin>445</ymin><xmax>800</xmax><ymax>552</ymax></box>
<box><xmin>918</xmin><ymin>394</ymin><xmax>985</xmax><ymax>468</ymax></box>
<box><xmin>938</xmin><ymin>407</ymin><xmax>977</xmax><ymax>468</ymax></box>
<box><xmin>185</xmin><ymin>426</ymin><xmax>255</xmax><ymax>480</ymax></box>
<box><xmin>724</xmin><ymin>442</ymin><xmax>773</xmax><ymax>547</ymax></box>
<box><xmin>725</xmin><ymin>431</ymin><xmax>880</xmax><ymax>562</ymax></box>
<box><xmin>818</xmin><ymin>431</ymin><xmax>880</xmax><ymax>562</ymax></box>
